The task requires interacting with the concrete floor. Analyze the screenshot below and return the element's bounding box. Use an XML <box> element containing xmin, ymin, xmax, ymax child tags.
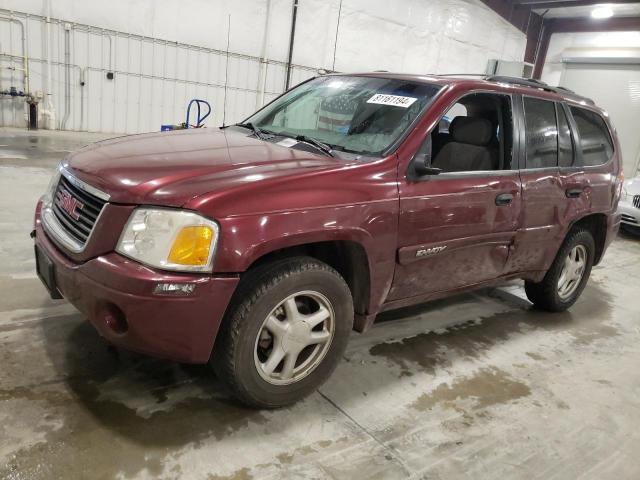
<box><xmin>1</xmin><ymin>127</ymin><xmax>640</xmax><ymax>480</ymax></box>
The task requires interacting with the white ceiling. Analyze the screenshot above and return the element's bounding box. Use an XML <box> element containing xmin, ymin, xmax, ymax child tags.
<box><xmin>533</xmin><ymin>3</ymin><xmax>640</xmax><ymax>18</ymax></box>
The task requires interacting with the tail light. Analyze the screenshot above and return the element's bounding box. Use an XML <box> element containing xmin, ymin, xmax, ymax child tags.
<box><xmin>614</xmin><ymin>167</ymin><xmax>624</xmax><ymax>205</ymax></box>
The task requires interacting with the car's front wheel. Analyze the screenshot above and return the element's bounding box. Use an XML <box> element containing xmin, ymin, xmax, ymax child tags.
<box><xmin>212</xmin><ymin>257</ymin><xmax>353</xmax><ymax>408</ymax></box>
<box><xmin>524</xmin><ymin>228</ymin><xmax>595</xmax><ymax>312</ymax></box>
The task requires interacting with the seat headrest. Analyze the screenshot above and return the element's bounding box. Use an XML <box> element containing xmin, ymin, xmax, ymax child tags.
<box><xmin>450</xmin><ymin>117</ymin><xmax>493</xmax><ymax>146</ymax></box>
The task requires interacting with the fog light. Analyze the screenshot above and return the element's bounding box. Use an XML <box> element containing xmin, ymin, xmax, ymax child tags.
<box><xmin>154</xmin><ymin>283</ymin><xmax>196</xmax><ymax>295</ymax></box>
<box><xmin>104</xmin><ymin>305</ymin><xmax>128</xmax><ymax>334</ymax></box>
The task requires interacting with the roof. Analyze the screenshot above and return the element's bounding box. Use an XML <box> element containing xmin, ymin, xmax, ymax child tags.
<box><xmin>335</xmin><ymin>72</ymin><xmax>598</xmax><ymax>109</ymax></box>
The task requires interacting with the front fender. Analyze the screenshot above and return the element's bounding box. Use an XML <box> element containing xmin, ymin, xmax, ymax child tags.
<box><xmin>212</xmin><ymin>202</ymin><xmax>399</xmax><ymax>315</ymax></box>
<box><xmin>214</xmin><ymin>209</ymin><xmax>380</xmax><ymax>273</ymax></box>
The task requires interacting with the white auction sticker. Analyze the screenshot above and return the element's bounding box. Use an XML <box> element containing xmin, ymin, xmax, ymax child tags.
<box><xmin>366</xmin><ymin>93</ymin><xmax>417</xmax><ymax>108</ymax></box>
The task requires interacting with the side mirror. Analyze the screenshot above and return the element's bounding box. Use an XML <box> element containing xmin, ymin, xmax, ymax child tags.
<box><xmin>412</xmin><ymin>153</ymin><xmax>442</xmax><ymax>176</ymax></box>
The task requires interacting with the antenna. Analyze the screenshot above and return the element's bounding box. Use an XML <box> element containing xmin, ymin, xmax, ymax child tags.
<box><xmin>222</xmin><ymin>14</ymin><xmax>231</xmax><ymax>126</ymax></box>
<box><xmin>332</xmin><ymin>0</ymin><xmax>343</xmax><ymax>71</ymax></box>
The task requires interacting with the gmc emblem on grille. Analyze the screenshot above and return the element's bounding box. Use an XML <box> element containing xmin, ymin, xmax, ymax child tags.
<box><xmin>56</xmin><ymin>188</ymin><xmax>84</xmax><ymax>220</ymax></box>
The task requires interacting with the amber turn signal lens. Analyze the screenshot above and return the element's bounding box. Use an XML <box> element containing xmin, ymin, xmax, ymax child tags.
<box><xmin>167</xmin><ymin>226</ymin><xmax>214</xmax><ymax>266</ymax></box>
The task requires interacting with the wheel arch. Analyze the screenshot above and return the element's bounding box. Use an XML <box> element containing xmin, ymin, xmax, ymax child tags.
<box><xmin>242</xmin><ymin>239</ymin><xmax>372</xmax><ymax>319</ymax></box>
<box><xmin>569</xmin><ymin>213</ymin><xmax>608</xmax><ymax>265</ymax></box>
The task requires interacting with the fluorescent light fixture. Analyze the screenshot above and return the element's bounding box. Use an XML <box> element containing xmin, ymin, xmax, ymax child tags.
<box><xmin>591</xmin><ymin>6</ymin><xmax>614</xmax><ymax>19</ymax></box>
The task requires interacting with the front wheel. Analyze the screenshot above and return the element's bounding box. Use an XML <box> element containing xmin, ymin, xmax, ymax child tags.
<box><xmin>525</xmin><ymin>228</ymin><xmax>595</xmax><ymax>312</ymax></box>
<box><xmin>212</xmin><ymin>257</ymin><xmax>353</xmax><ymax>408</ymax></box>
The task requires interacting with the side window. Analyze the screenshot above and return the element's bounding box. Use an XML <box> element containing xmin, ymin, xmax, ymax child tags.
<box><xmin>523</xmin><ymin>97</ymin><xmax>558</xmax><ymax>169</ymax></box>
<box><xmin>569</xmin><ymin>107</ymin><xmax>614</xmax><ymax>166</ymax></box>
<box><xmin>413</xmin><ymin>92</ymin><xmax>512</xmax><ymax>174</ymax></box>
<box><xmin>557</xmin><ymin>104</ymin><xmax>574</xmax><ymax>167</ymax></box>
<box><xmin>439</xmin><ymin>103</ymin><xmax>467</xmax><ymax>133</ymax></box>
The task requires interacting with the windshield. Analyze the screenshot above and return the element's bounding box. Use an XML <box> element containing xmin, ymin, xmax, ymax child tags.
<box><xmin>245</xmin><ymin>75</ymin><xmax>442</xmax><ymax>156</ymax></box>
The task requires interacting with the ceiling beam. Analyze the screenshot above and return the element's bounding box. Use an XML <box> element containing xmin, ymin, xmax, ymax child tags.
<box><xmin>546</xmin><ymin>15</ymin><xmax>640</xmax><ymax>32</ymax></box>
<box><xmin>516</xmin><ymin>0</ymin><xmax>640</xmax><ymax>6</ymax></box>
<box><xmin>478</xmin><ymin>0</ymin><xmax>535</xmax><ymax>33</ymax></box>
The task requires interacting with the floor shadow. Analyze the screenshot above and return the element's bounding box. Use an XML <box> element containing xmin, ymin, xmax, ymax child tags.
<box><xmin>37</xmin><ymin>279</ymin><xmax>617</xmax><ymax>450</ymax></box>
<box><xmin>618</xmin><ymin>226</ymin><xmax>640</xmax><ymax>241</ymax></box>
<box><xmin>39</xmin><ymin>314</ymin><xmax>265</xmax><ymax>450</ymax></box>
<box><xmin>364</xmin><ymin>281</ymin><xmax>617</xmax><ymax>383</ymax></box>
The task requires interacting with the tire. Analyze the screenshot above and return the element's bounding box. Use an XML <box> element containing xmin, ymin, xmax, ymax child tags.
<box><xmin>524</xmin><ymin>228</ymin><xmax>595</xmax><ymax>312</ymax></box>
<box><xmin>212</xmin><ymin>256</ymin><xmax>353</xmax><ymax>408</ymax></box>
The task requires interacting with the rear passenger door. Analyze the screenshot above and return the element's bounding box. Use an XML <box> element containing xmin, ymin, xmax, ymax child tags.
<box><xmin>508</xmin><ymin>96</ymin><xmax>568</xmax><ymax>274</ymax></box>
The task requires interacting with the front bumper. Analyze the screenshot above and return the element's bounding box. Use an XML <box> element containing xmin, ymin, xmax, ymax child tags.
<box><xmin>618</xmin><ymin>198</ymin><xmax>640</xmax><ymax>226</ymax></box>
<box><xmin>34</xmin><ymin>206</ymin><xmax>239</xmax><ymax>364</ymax></box>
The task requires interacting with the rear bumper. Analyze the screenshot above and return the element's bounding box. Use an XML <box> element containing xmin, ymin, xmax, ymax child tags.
<box><xmin>34</xmin><ymin>207</ymin><xmax>239</xmax><ymax>363</ymax></box>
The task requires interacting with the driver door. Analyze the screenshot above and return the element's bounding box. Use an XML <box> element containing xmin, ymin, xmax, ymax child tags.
<box><xmin>387</xmin><ymin>92</ymin><xmax>522</xmax><ymax>302</ymax></box>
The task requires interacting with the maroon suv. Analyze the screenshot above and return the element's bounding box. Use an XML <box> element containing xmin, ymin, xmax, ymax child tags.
<box><xmin>34</xmin><ymin>73</ymin><xmax>622</xmax><ymax>407</ymax></box>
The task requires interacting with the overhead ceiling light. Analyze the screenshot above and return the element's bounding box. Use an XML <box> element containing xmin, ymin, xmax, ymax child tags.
<box><xmin>591</xmin><ymin>6</ymin><xmax>614</xmax><ymax>19</ymax></box>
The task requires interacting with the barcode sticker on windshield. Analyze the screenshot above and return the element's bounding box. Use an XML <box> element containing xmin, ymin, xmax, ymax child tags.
<box><xmin>366</xmin><ymin>94</ymin><xmax>417</xmax><ymax>108</ymax></box>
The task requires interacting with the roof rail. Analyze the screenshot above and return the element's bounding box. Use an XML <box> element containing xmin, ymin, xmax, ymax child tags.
<box><xmin>436</xmin><ymin>73</ymin><xmax>487</xmax><ymax>77</ymax></box>
<box><xmin>486</xmin><ymin>75</ymin><xmax>548</xmax><ymax>88</ymax></box>
<box><xmin>429</xmin><ymin>73</ymin><xmax>595</xmax><ymax>105</ymax></box>
<box><xmin>485</xmin><ymin>75</ymin><xmax>594</xmax><ymax>105</ymax></box>
<box><xmin>554</xmin><ymin>85</ymin><xmax>576</xmax><ymax>94</ymax></box>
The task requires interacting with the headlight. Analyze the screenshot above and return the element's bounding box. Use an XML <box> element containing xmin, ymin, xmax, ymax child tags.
<box><xmin>42</xmin><ymin>166</ymin><xmax>62</xmax><ymax>206</ymax></box>
<box><xmin>116</xmin><ymin>208</ymin><xmax>219</xmax><ymax>272</ymax></box>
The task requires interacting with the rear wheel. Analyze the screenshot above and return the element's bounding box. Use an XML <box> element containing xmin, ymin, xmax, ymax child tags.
<box><xmin>525</xmin><ymin>229</ymin><xmax>595</xmax><ymax>312</ymax></box>
<box><xmin>212</xmin><ymin>257</ymin><xmax>353</xmax><ymax>408</ymax></box>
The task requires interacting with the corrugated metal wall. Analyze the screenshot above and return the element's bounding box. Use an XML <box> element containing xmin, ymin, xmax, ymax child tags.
<box><xmin>0</xmin><ymin>9</ymin><xmax>317</xmax><ymax>133</ymax></box>
<box><xmin>0</xmin><ymin>0</ymin><xmax>526</xmax><ymax>134</ymax></box>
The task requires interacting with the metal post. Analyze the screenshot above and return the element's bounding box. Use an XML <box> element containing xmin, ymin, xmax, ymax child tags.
<box><xmin>284</xmin><ymin>0</ymin><xmax>298</xmax><ymax>91</ymax></box>
<box><xmin>256</xmin><ymin>0</ymin><xmax>272</xmax><ymax>109</ymax></box>
<box><xmin>61</xmin><ymin>23</ymin><xmax>72</xmax><ymax>130</ymax></box>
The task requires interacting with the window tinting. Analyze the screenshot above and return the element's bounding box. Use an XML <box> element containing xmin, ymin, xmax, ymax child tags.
<box><xmin>557</xmin><ymin>104</ymin><xmax>574</xmax><ymax>167</ymax></box>
<box><xmin>523</xmin><ymin>97</ymin><xmax>558</xmax><ymax>168</ymax></box>
<box><xmin>569</xmin><ymin>107</ymin><xmax>613</xmax><ymax>166</ymax></box>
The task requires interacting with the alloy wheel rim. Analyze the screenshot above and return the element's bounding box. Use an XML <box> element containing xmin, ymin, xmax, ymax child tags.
<box><xmin>557</xmin><ymin>244</ymin><xmax>587</xmax><ymax>300</ymax></box>
<box><xmin>254</xmin><ymin>290</ymin><xmax>335</xmax><ymax>385</ymax></box>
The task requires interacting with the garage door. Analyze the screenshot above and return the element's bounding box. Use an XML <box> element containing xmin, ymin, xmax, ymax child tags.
<box><xmin>561</xmin><ymin>62</ymin><xmax>640</xmax><ymax>176</ymax></box>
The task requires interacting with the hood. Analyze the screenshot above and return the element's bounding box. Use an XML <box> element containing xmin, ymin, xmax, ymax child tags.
<box><xmin>64</xmin><ymin>128</ymin><xmax>343</xmax><ymax>206</ymax></box>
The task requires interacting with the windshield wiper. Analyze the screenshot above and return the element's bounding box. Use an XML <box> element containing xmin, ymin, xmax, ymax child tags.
<box><xmin>234</xmin><ymin>122</ymin><xmax>272</xmax><ymax>141</ymax></box>
<box><xmin>294</xmin><ymin>135</ymin><xmax>335</xmax><ymax>157</ymax></box>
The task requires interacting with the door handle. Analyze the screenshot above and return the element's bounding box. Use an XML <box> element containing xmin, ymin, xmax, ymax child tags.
<box><xmin>566</xmin><ymin>188</ymin><xmax>583</xmax><ymax>198</ymax></box>
<box><xmin>495</xmin><ymin>193</ymin><xmax>514</xmax><ymax>206</ymax></box>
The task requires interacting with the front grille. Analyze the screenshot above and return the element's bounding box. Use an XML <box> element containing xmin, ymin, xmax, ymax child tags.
<box><xmin>621</xmin><ymin>214</ymin><xmax>638</xmax><ymax>224</ymax></box>
<box><xmin>52</xmin><ymin>174</ymin><xmax>107</xmax><ymax>247</ymax></box>
<box><xmin>633</xmin><ymin>195</ymin><xmax>640</xmax><ymax>209</ymax></box>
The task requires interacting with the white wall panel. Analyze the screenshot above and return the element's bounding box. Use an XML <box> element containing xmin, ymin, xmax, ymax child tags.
<box><xmin>0</xmin><ymin>0</ymin><xmax>525</xmax><ymax>134</ymax></box>
<box><xmin>303</xmin><ymin>0</ymin><xmax>526</xmax><ymax>74</ymax></box>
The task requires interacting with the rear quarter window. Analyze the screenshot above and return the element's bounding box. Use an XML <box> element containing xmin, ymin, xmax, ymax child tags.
<box><xmin>569</xmin><ymin>107</ymin><xmax>614</xmax><ymax>166</ymax></box>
